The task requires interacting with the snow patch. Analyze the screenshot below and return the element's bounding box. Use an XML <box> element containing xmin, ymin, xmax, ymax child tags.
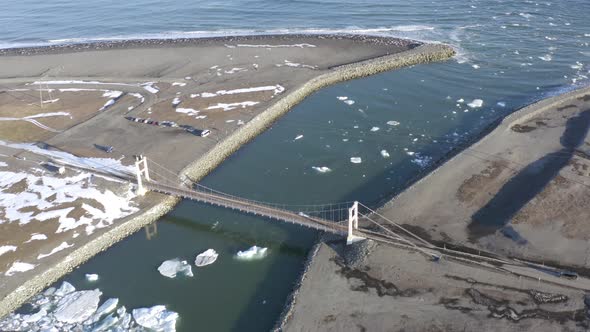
<box><xmin>0</xmin><ymin>245</ymin><xmax>17</xmax><ymax>256</ymax></box>
<box><xmin>5</xmin><ymin>261</ymin><xmax>36</xmax><ymax>276</ymax></box>
<box><xmin>38</xmin><ymin>241</ymin><xmax>73</xmax><ymax>259</ymax></box>
<box><xmin>207</xmin><ymin>101</ymin><xmax>259</xmax><ymax>111</ymax></box>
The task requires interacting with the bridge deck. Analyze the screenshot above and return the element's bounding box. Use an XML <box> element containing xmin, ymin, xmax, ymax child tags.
<box><xmin>145</xmin><ymin>182</ymin><xmax>349</xmax><ymax>235</ymax></box>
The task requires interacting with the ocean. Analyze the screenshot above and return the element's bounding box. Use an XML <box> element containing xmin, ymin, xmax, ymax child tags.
<box><xmin>2</xmin><ymin>0</ymin><xmax>590</xmax><ymax>330</ymax></box>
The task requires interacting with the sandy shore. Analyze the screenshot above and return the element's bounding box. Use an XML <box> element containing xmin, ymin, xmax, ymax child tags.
<box><xmin>280</xmin><ymin>87</ymin><xmax>590</xmax><ymax>331</ymax></box>
<box><xmin>0</xmin><ymin>34</ymin><xmax>455</xmax><ymax>318</ymax></box>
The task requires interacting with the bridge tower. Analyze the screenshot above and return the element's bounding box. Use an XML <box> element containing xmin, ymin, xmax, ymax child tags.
<box><xmin>135</xmin><ymin>155</ymin><xmax>150</xmax><ymax>196</ymax></box>
<box><xmin>347</xmin><ymin>201</ymin><xmax>364</xmax><ymax>245</ymax></box>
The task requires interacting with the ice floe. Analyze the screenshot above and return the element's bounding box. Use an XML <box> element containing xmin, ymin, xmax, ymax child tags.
<box><xmin>350</xmin><ymin>157</ymin><xmax>362</xmax><ymax>164</ymax></box>
<box><xmin>381</xmin><ymin>150</ymin><xmax>390</xmax><ymax>158</ymax></box>
<box><xmin>370</xmin><ymin>127</ymin><xmax>380</xmax><ymax>132</ymax></box>
<box><xmin>54</xmin><ymin>289</ymin><xmax>102</xmax><ymax>323</ymax></box>
<box><xmin>337</xmin><ymin>96</ymin><xmax>348</xmax><ymax>101</ymax></box>
<box><xmin>411</xmin><ymin>154</ymin><xmax>433</xmax><ymax>168</ymax></box>
<box><xmin>387</xmin><ymin>120</ymin><xmax>400</xmax><ymax>126</ymax></box>
<box><xmin>158</xmin><ymin>259</ymin><xmax>193</xmax><ymax>278</ymax></box>
<box><xmin>38</xmin><ymin>241</ymin><xmax>73</xmax><ymax>259</ymax></box>
<box><xmin>467</xmin><ymin>99</ymin><xmax>484</xmax><ymax>108</ymax></box>
<box><xmin>294</xmin><ymin>134</ymin><xmax>304</xmax><ymax>140</ymax></box>
<box><xmin>236</xmin><ymin>246</ymin><xmax>268</xmax><ymax>260</ymax></box>
<box><xmin>133</xmin><ymin>305</ymin><xmax>178</xmax><ymax>331</ymax></box>
<box><xmin>0</xmin><ymin>245</ymin><xmax>17</xmax><ymax>256</ymax></box>
<box><xmin>312</xmin><ymin>166</ymin><xmax>332</xmax><ymax>173</ymax></box>
<box><xmin>497</xmin><ymin>101</ymin><xmax>507</xmax><ymax>107</ymax></box>
<box><xmin>194</xmin><ymin>249</ymin><xmax>219</xmax><ymax>267</ymax></box>
<box><xmin>343</xmin><ymin>100</ymin><xmax>355</xmax><ymax>105</ymax></box>
<box><xmin>5</xmin><ymin>261</ymin><xmax>36</xmax><ymax>276</ymax></box>
<box><xmin>0</xmin><ymin>281</ymin><xmax>179</xmax><ymax>331</ymax></box>
<box><xmin>86</xmin><ymin>273</ymin><xmax>99</xmax><ymax>282</ymax></box>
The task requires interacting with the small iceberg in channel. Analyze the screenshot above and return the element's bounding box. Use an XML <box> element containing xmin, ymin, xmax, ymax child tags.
<box><xmin>235</xmin><ymin>246</ymin><xmax>268</xmax><ymax>261</ymax></box>
<box><xmin>157</xmin><ymin>259</ymin><xmax>193</xmax><ymax>278</ymax></box>
<box><xmin>195</xmin><ymin>249</ymin><xmax>219</xmax><ymax>267</ymax></box>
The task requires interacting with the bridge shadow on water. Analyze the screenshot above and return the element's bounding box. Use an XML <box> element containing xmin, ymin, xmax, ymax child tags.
<box><xmin>468</xmin><ymin>109</ymin><xmax>590</xmax><ymax>241</ymax></box>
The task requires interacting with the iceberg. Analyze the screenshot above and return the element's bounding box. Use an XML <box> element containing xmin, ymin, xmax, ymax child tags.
<box><xmin>236</xmin><ymin>246</ymin><xmax>268</xmax><ymax>260</ymax></box>
<box><xmin>158</xmin><ymin>259</ymin><xmax>194</xmax><ymax>278</ymax></box>
<box><xmin>54</xmin><ymin>289</ymin><xmax>102</xmax><ymax>323</ymax></box>
<box><xmin>195</xmin><ymin>249</ymin><xmax>219</xmax><ymax>267</ymax></box>
<box><xmin>132</xmin><ymin>305</ymin><xmax>178</xmax><ymax>332</ymax></box>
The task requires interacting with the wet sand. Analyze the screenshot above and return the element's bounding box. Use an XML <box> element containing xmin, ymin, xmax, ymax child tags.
<box><xmin>0</xmin><ymin>34</ymin><xmax>455</xmax><ymax>318</ymax></box>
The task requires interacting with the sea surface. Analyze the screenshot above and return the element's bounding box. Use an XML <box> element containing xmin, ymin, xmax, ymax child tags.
<box><xmin>2</xmin><ymin>0</ymin><xmax>589</xmax><ymax>331</ymax></box>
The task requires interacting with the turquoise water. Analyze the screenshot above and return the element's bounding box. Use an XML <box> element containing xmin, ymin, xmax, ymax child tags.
<box><xmin>3</xmin><ymin>0</ymin><xmax>590</xmax><ymax>330</ymax></box>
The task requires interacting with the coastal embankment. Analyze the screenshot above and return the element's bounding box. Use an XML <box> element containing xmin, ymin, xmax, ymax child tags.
<box><xmin>280</xmin><ymin>87</ymin><xmax>590</xmax><ymax>331</ymax></box>
<box><xmin>0</xmin><ymin>34</ymin><xmax>454</xmax><ymax>319</ymax></box>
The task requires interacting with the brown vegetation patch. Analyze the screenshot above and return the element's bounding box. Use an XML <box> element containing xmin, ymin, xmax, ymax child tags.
<box><xmin>456</xmin><ymin>161</ymin><xmax>510</xmax><ymax>204</ymax></box>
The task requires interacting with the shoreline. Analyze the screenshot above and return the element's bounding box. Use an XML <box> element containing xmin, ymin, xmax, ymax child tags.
<box><xmin>279</xmin><ymin>86</ymin><xmax>590</xmax><ymax>332</ymax></box>
<box><xmin>0</xmin><ymin>36</ymin><xmax>455</xmax><ymax>319</ymax></box>
<box><xmin>0</xmin><ymin>33</ymin><xmax>420</xmax><ymax>56</ymax></box>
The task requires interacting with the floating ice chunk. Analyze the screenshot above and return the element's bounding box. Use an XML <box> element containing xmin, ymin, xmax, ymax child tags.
<box><xmin>472</xmin><ymin>64</ymin><xmax>480</xmax><ymax>69</ymax></box>
<box><xmin>172</xmin><ymin>97</ymin><xmax>181</xmax><ymax>106</ymax></box>
<box><xmin>157</xmin><ymin>259</ymin><xmax>193</xmax><ymax>278</ymax></box>
<box><xmin>5</xmin><ymin>261</ymin><xmax>36</xmax><ymax>276</ymax></box>
<box><xmin>195</xmin><ymin>249</ymin><xmax>219</xmax><ymax>267</ymax></box>
<box><xmin>370</xmin><ymin>127</ymin><xmax>380</xmax><ymax>132</ymax></box>
<box><xmin>312</xmin><ymin>166</ymin><xmax>332</xmax><ymax>173</ymax></box>
<box><xmin>381</xmin><ymin>150</ymin><xmax>390</xmax><ymax>158</ymax></box>
<box><xmin>0</xmin><ymin>245</ymin><xmax>17</xmax><ymax>256</ymax></box>
<box><xmin>386</xmin><ymin>120</ymin><xmax>400</xmax><ymax>126</ymax></box>
<box><xmin>406</xmin><ymin>151</ymin><xmax>415</xmax><ymax>156</ymax></box>
<box><xmin>467</xmin><ymin>99</ymin><xmax>483</xmax><ymax>108</ymax></box>
<box><xmin>337</xmin><ymin>96</ymin><xmax>348</xmax><ymax>101</ymax></box>
<box><xmin>457</xmin><ymin>98</ymin><xmax>464</xmax><ymax>103</ymax></box>
<box><xmin>132</xmin><ymin>305</ymin><xmax>178</xmax><ymax>332</ymax></box>
<box><xmin>350</xmin><ymin>157</ymin><xmax>362</xmax><ymax>164</ymax></box>
<box><xmin>94</xmin><ymin>298</ymin><xmax>118</xmax><ymax>319</ymax></box>
<box><xmin>497</xmin><ymin>101</ymin><xmax>507</xmax><ymax>107</ymax></box>
<box><xmin>294</xmin><ymin>134</ymin><xmax>303</xmax><ymax>140</ymax></box>
<box><xmin>343</xmin><ymin>100</ymin><xmax>355</xmax><ymax>105</ymax></box>
<box><xmin>236</xmin><ymin>246</ymin><xmax>268</xmax><ymax>260</ymax></box>
<box><xmin>54</xmin><ymin>281</ymin><xmax>76</xmax><ymax>297</ymax></box>
<box><xmin>22</xmin><ymin>308</ymin><xmax>47</xmax><ymax>323</ymax></box>
<box><xmin>38</xmin><ymin>241</ymin><xmax>73</xmax><ymax>259</ymax></box>
<box><xmin>538</xmin><ymin>54</ymin><xmax>552</xmax><ymax>61</ymax></box>
<box><xmin>54</xmin><ymin>289</ymin><xmax>102</xmax><ymax>323</ymax></box>
<box><xmin>86</xmin><ymin>273</ymin><xmax>99</xmax><ymax>282</ymax></box>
